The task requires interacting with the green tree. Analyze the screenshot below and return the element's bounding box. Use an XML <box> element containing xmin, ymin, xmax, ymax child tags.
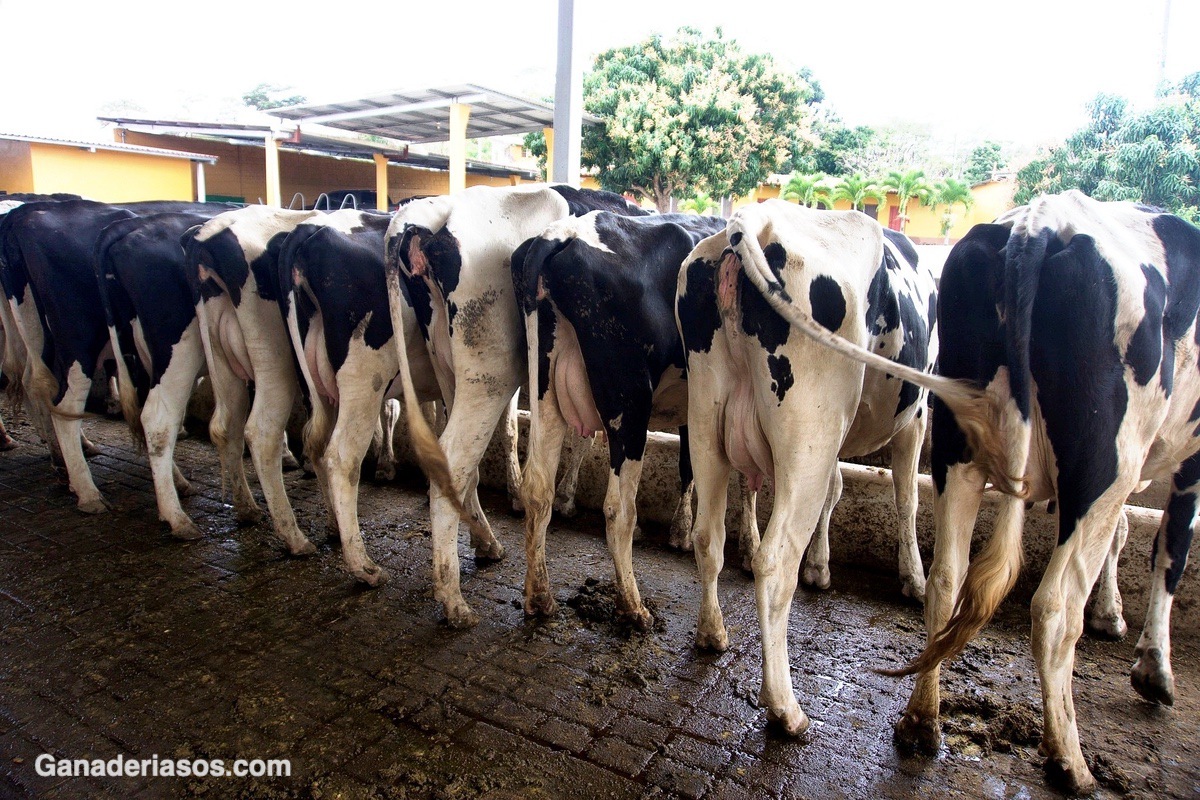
<box><xmin>783</xmin><ymin>172</ymin><xmax>830</xmax><ymax>208</ymax></box>
<box><xmin>242</xmin><ymin>83</ymin><xmax>306</xmax><ymax>111</ymax></box>
<box><xmin>929</xmin><ymin>178</ymin><xmax>975</xmax><ymax>243</ymax></box>
<box><xmin>581</xmin><ymin>28</ymin><xmax>812</xmax><ymax>212</ymax></box>
<box><xmin>1015</xmin><ymin>87</ymin><xmax>1200</xmax><ymax>214</ymax></box>
<box><xmin>964</xmin><ymin>141</ymin><xmax>1006</xmax><ymax>185</ymax></box>
<box><xmin>880</xmin><ymin>168</ymin><xmax>933</xmax><ymax>232</ymax></box>
<box><xmin>786</xmin><ymin>115</ymin><xmax>874</xmax><ymax>177</ymax></box>
<box><xmin>679</xmin><ymin>189</ymin><xmax>720</xmax><ymax>215</ymax></box>
<box><xmin>831</xmin><ymin>173</ymin><xmax>885</xmax><ymax>212</ymax></box>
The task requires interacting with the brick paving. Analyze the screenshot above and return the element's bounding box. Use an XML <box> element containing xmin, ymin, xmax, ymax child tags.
<box><xmin>0</xmin><ymin>415</ymin><xmax>1198</xmax><ymax>799</ymax></box>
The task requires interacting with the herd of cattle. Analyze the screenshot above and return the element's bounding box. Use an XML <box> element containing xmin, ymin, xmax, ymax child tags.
<box><xmin>1</xmin><ymin>184</ymin><xmax>1198</xmax><ymax>793</ymax></box>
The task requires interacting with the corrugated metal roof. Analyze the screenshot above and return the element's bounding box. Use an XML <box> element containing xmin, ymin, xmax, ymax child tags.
<box><xmin>0</xmin><ymin>132</ymin><xmax>217</xmax><ymax>163</ymax></box>
<box><xmin>271</xmin><ymin>83</ymin><xmax>598</xmax><ymax>144</ymax></box>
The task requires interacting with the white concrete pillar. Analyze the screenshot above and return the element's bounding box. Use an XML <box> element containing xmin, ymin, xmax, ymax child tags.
<box><xmin>551</xmin><ymin>0</ymin><xmax>582</xmax><ymax>186</ymax></box>
<box><xmin>264</xmin><ymin>135</ymin><xmax>281</xmax><ymax>208</ymax></box>
<box><xmin>195</xmin><ymin>162</ymin><xmax>207</xmax><ymax>203</ymax></box>
<box><xmin>449</xmin><ymin>102</ymin><xmax>470</xmax><ymax>195</ymax></box>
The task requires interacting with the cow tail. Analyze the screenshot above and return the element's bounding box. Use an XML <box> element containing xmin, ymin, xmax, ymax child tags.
<box><xmin>283</xmin><ymin>263</ymin><xmax>327</xmax><ymax>464</ymax></box>
<box><xmin>0</xmin><ymin>225</ymin><xmax>28</xmax><ymax>414</ymax></box>
<box><xmin>728</xmin><ymin>215</ymin><xmax>1025</xmax><ymax>498</ymax></box>
<box><xmin>383</xmin><ymin>231</ymin><xmax>490</xmax><ymax>542</ymax></box>
<box><xmin>93</xmin><ymin>227</ymin><xmax>146</xmax><ymax>449</ymax></box>
<box><xmin>183</xmin><ymin>229</ymin><xmax>230</xmax><ymax>500</ymax></box>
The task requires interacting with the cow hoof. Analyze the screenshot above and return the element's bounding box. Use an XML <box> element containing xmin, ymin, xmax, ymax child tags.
<box><xmin>78</xmin><ymin>497</ymin><xmax>110</xmax><ymax>515</ymax></box>
<box><xmin>631</xmin><ymin>525</ymin><xmax>644</xmax><ymax>543</ymax></box>
<box><xmin>301</xmin><ymin>458</ymin><xmax>316</xmax><ymax>477</ymax></box>
<box><xmin>668</xmin><ymin>528</ymin><xmax>693</xmax><ymax>551</ymax></box>
<box><xmin>374</xmin><ymin>464</ymin><xmax>396</xmax><ymax>482</ymax></box>
<box><xmin>235</xmin><ymin>505</ymin><xmax>263</xmax><ymax>526</ymax></box>
<box><xmin>801</xmin><ymin>564</ymin><xmax>831</xmax><ymax>591</ymax></box>
<box><xmin>1085</xmin><ymin>612</ymin><xmax>1127</xmax><ymax>641</ymax></box>
<box><xmin>1043</xmin><ymin>757</ymin><xmax>1096</xmax><ymax>796</ymax></box>
<box><xmin>175</xmin><ymin>479</ymin><xmax>194</xmax><ymax>497</ymax></box>
<box><xmin>901</xmin><ymin>577</ymin><xmax>927</xmax><ymax>605</ymax></box>
<box><xmin>766</xmin><ymin>703</ymin><xmax>810</xmax><ymax>736</ymax></box>
<box><xmin>288</xmin><ymin>538</ymin><xmax>318</xmax><ymax>557</ymax></box>
<box><xmin>170</xmin><ymin>521</ymin><xmax>204</xmax><ymax>541</ymax></box>
<box><xmin>353</xmin><ymin>563</ymin><xmax>390</xmax><ymax>588</ymax></box>
<box><xmin>511</xmin><ymin>496</ymin><xmax>526</xmax><ymax>515</ymax></box>
<box><xmin>474</xmin><ymin>540</ymin><xmax>505</xmax><ymax>562</ymax></box>
<box><xmin>82</xmin><ymin>440</ymin><xmax>103</xmax><ymax>459</ymax></box>
<box><xmin>1131</xmin><ymin>649</ymin><xmax>1175</xmax><ymax>705</ymax></box>
<box><xmin>445</xmin><ymin>602</ymin><xmax>480</xmax><ymax>629</ymax></box>
<box><xmin>695</xmin><ymin>627</ymin><xmax>729</xmax><ymax>652</ymax></box>
<box><xmin>282</xmin><ymin>452</ymin><xmax>301</xmax><ymax>472</ymax></box>
<box><xmin>621</xmin><ymin>606</ymin><xmax>654</xmax><ymax>632</ymax></box>
<box><xmin>553</xmin><ymin>497</ymin><xmax>576</xmax><ymax>518</ymax></box>
<box><xmin>894</xmin><ymin>712</ymin><xmax>941</xmax><ymax>754</ymax></box>
<box><xmin>0</xmin><ymin>437</ymin><xmax>16</xmax><ymax>452</ymax></box>
<box><xmin>524</xmin><ymin>592</ymin><xmax>558</xmax><ymax>618</ymax></box>
<box><xmin>740</xmin><ymin>556</ymin><xmax>755</xmax><ymax>575</ymax></box>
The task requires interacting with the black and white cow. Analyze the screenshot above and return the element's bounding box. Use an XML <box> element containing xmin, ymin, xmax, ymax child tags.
<box><xmin>513</xmin><ymin>211</ymin><xmax>726</xmax><ymax>628</ymax></box>
<box><xmin>0</xmin><ymin>199</ymin><xmax>223</xmax><ymax>514</ymax></box>
<box><xmin>886</xmin><ymin>191</ymin><xmax>1200</xmax><ymax>795</ymax></box>
<box><xmin>675</xmin><ymin>199</ymin><xmax>1008</xmax><ymax>738</ymax></box>
<box><xmin>279</xmin><ymin>208</ymin><xmax>442</xmax><ymax>584</ymax></box>
<box><xmin>383</xmin><ymin>184</ymin><xmax>648</xmax><ymax>626</ymax></box>
<box><xmin>182</xmin><ymin>206</ymin><xmax>330</xmax><ymax>556</ymax></box>
<box><xmin>94</xmin><ymin>211</ymin><xmax>222</xmax><ymax>538</ymax></box>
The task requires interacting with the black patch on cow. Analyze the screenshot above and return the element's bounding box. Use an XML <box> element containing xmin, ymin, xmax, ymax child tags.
<box><xmin>767</xmin><ymin>353</ymin><xmax>793</xmax><ymax>403</ymax></box>
<box><xmin>1004</xmin><ymin>226</ymin><xmax>1066</xmax><ymax>421</ymax></box>
<box><xmin>550</xmin><ymin>185</ymin><xmax>651</xmax><ymax>218</ymax></box>
<box><xmin>1160</xmin><ymin>451</ymin><xmax>1200</xmax><ymax>593</ymax></box>
<box><xmin>808</xmin><ymin>275</ymin><xmax>846</xmax><ymax>333</ymax></box>
<box><xmin>678</xmin><ymin>256</ymin><xmax>722</xmax><ymax>356</ymax></box>
<box><xmin>1030</xmin><ymin>234</ymin><xmax>1125</xmax><ymax>545</ymax></box>
<box><xmin>536</xmin><ymin>301</ymin><xmax>556</xmax><ymax>400</ymax></box>
<box><xmin>729</xmin><ymin>232</ymin><xmax>743</xmax><ymax>247</ymax></box>
<box><xmin>763</xmin><ymin>242</ymin><xmax>788</xmax><ymax>277</ymax></box>
<box><xmin>1125</xmin><ymin>264</ymin><xmax>1167</xmax><ymax>388</ymax></box>
<box><xmin>423</xmin><ymin>227</ymin><xmax>464</xmax><ymax>298</ymax></box>
<box><xmin>893</xmin><ymin>290</ymin><xmax>931</xmax><ymax>416</ymax></box>
<box><xmin>883</xmin><ymin>227</ymin><xmax>920</xmax><ymax>269</ymax></box>
<box><xmin>865</xmin><ymin>262</ymin><xmax>901</xmax><ymax>335</ymax></box>
<box><xmin>929</xmin><ymin>223</ymin><xmax>1010</xmax><ymax>494</ymax></box>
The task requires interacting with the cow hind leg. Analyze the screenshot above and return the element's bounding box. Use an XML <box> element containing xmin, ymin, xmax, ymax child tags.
<box><xmin>374</xmin><ymin>398</ymin><xmax>401</xmax><ymax>482</ymax></box>
<box><xmin>244</xmin><ymin>377</ymin><xmax>314</xmax><ymax>556</ymax></box>
<box><xmin>1131</xmin><ymin>452</ymin><xmax>1200</xmax><ymax>706</ymax></box>
<box><xmin>604</xmin><ymin>457</ymin><xmax>651</xmax><ymax>630</ymax></box>
<box><xmin>737</xmin><ymin>473</ymin><xmax>761</xmax><ymax>573</ymax></box>
<box><xmin>553</xmin><ymin>429</ymin><xmax>589</xmax><ymax>518</ymax></box>
<box><xmin>50</xmin><ymin>363</ymin><xmax>107</xmax><ymax>514</ymax></box>
<box><xmin>205</xmin><ymin>331</ymin><xmax>261</xmax><ymax>526</ymax></box>
<box><xmin>892</xmin><ymin>410</ymin><xmax>929</xmax><ymax>602</ymax></box>
<box><xmin>1085</xmin><ymin>508</ymin><xmax>1128</xmax><ymax>640</ymax></box>
<box><xmin>519</xmin><ymin>394</ymin><xmax>567</xmax><ymax>617</ymax></box>
<box><xmin>1033</xmin><ymin>498</ymin><xmax>1127</xmax><ymax>795</ymax></box>
<box><xmin>895</xmin><ymin>462</ymin><xmax>985</xmax><ymax>753</ymax></box>
<box><xmin>0</xmin><ymin>412</ymin><xmax>14</xmax><ymax>451</ymax></box>
<box><xmin>668</xmin><ymin>425</ymin><xmax>695</xmax><ymax>550</ymax></box>
<box><xmin>501</xmin><ymin>392</ymin><xmax>523</xmax><ymax>513</ymax></box>
<box><xmin>801</xmin><ymin>467</ymin><xmax>841</xmax><ymax>591</ymax></box>
<box><xmin>142</xmin><ymin>329</ymin><xmax>205</xmax><ymax>539</ymax></box>
<box><xmin>692</xmin><ymin>446</ymin><xmax>732</xmax><ymax>651</ymax></box>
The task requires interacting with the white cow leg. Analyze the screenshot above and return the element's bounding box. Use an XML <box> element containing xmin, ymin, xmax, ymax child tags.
<box><xmin>324</xmin><ymin>381</ymin><xmax>388</xmax><ymax>585</ymax></box>
<box><xmin>303</xmin><ymin>394</ymin><xmax>338</xmax><ymax>536</ymax></box>
<box><xmin>801</xmin><ymin>467</ymin><xmax>841</xmax><ymax>591</ymax></box>
<box><xmin>0</xmin><ymin>412</ymin><xmax>12</xmax><ymax>450</ymax></box>
<box><xmin>1085</xmin><ymin>508</ymin><xmax>1128</xmax><ymax>640</ymax></box>
<box><xmin>204</xmin><ymin>326</ymin><xmax>260</xmax><ymax>525</ymax></box>
<box><xmin>604</xmin><ymin>459</ymin><xmax>650</xmax><ymax>630</ymax></box>
<box><xmin>895</xmin><ymin>462</ymin><xmax>984</xmax><ymax>753</ymax></box>
<box><xmin>892</xmin><ymin>410</ymin><xmax>928</xmax><ymax>602</ymax></box>
<box><xmin>692</xmin><ymin>453</ymin><xmax>732</xmax><ymax>651</ymax></box>
<box><xmin>374</xmin><ymin>398</ymin><xmax>401</xmax><ymax>482</ymax></box>
<box><xmin>553</xmin><ymin>430</ymin><xmax>589</xmax><ymax>518</ymax></box>
<box><xmin>737</xmin><ymin>473</ymin><xmax>761</xmax><ymax>573</ymax></box>
<box><xmin>753</xmin><ymin>466</ymin><xmax>829</xmax><ymax>735</ymax></box>
<box><xmin>521</xmin><ymin>396</ymin><xmax>568</xmax><ymax>616</ymax></box>
<box><xmin>245</xmin><ymin>376</ymin><xmax>314</xmax><ymax>556</ymax></box>
<box><xmin>1033</xmin><ymin>498</ymin><xmax>1126</xmax><ymax>796</ymax></box>
<box><xmin>429</xmin><ymin>389</ymin><xmax>512</xmax><ymax>628</ymax></box>
<box><xmin>50</xmin><ymin>362</ymin><xmax>107</xmax><ymax>514</ymax></box>
<box><xmin>281</xmin><ymin>431</ymin><xmax>301</xmax><ymax>472</ymax></box>
<box><xmin>501</xmin><ymin>392</ymin><xmax>523</xmax><ymax>513</ymax></box>
<box><xmin>142</xmin><ymin>324</ymin><xmax>205</xmax><ymax>539</ymax></box>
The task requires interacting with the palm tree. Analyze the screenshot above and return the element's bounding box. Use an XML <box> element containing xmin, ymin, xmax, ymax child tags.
<box><xmin>880</xmin><ymin>169</ymin><xmax>934</xmax><ymax>232</ymax></box>
<box><xmin>831</xmin><ymin>173</ymin><xmax>886</xmax><ymax>213</ymax></box>
<box><xmin>680</xmin><ymin>189</ymin><xmax>720</xmax><ymax>215</ymax></box>
<box><xmin>783</xmin><ymin>172</ymin><xmax>831</xmax><ymax>208</ymax></box>
<box><xmin>929</xmin><ymin>178</ymin><xmax>975</xmax><ymax>244</ymax></box>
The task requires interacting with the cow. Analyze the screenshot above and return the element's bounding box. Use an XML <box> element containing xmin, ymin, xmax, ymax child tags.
<box><xmin>94</xmin><ymin>211</ymin><xmax>225</xmax><ymax>539</ymax></box>
<box><xmin>0</xmin><ymin>199</ymin><xmax>225</xmax><ymax>515</ymax></box>
<box><xmin>278</xmin><ymin>207</ymin><xmax>443</xmax><ymax>584</ymax></box>
<box><xmin>513</xmin><ymin>211</ymin><xmax>727</xmax><ymax>628</ymax></box>
<box><xmin>884</xmin><ymin>191</ymin><xmax>1200</xmax><ymax>795</ymax></box>
<box><xmin>675</xmin><ymin>199</ymin><xmax>1014</xmax><ymax>741</ymax></box>
<box><xmin>383</xmin><ymin>184</ymin><xmax>648</xmax><ymax>626</ymax></box>
<box><xmin>182</xmin><ymin>206</ymin><xmax>332</xmax><ymax>556</ymax></box>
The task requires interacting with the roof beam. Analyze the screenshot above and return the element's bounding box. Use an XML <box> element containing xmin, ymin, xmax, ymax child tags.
<box><xmin>297</xmin><ymin>94</ymin><xmax>489</xmax><ymax>127</ymax></box>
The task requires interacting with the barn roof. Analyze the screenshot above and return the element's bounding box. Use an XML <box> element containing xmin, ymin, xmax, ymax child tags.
<box><xmin>0</xmin><ymin>132</ymin><xmax>218</xmax><ymax>164</ymax></box>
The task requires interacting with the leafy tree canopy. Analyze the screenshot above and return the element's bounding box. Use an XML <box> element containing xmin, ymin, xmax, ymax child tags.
<box><xmin>1015</xmin><ymin>79</ymin><xmax>1200</xmax><ymax>220</ymax></box>
<box><xmin>582</xmin><ymin>28</ymin><xmax>813</xmax><ymax>211</ymax></box>
<box><xmin>964</xmin><ymin>141</ymin><xmax>1006</xmax><ymax>185</ymax></box>
<box><xmin>242</xmin><ymin>83</ymin><xmax>307</xmax><ymax>111</ymax></box>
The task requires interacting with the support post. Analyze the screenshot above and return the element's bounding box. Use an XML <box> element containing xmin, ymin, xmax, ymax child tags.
<box><xmin>543</xmin><ymin>126</ymin><xmax>555</xmax><ymax>183</ymax></box>
<box><xmin>264</xmin><ymin>134</ymin><xmax>281</xmax><ymax>207</ymax></box>
<box><xmin>374</xmin><ymin>153</ymin><xmax>390</xmax><ymax>211</ymax></box>
<box><xmin>195</xmin><ymin>162</ymin><xmax>207</xmax><ymax>203</ymax></box>
<box><xmin>449</xmin><ymin>102</ymin><xmax>470</xmax><ymax>195</ymax></box>
<box><xmin>552</xmin><ymin>0</ymin><xmax>582</xmax><ymax>186</ymax></box>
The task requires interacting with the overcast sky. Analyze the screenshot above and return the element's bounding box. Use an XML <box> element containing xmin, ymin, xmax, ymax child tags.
<box><xmin>2</xmin><ymin>0</ymin><xmax>1197</xmax><ymax>148</ymax></box>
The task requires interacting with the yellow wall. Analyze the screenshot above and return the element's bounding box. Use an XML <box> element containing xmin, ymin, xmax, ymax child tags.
<box><xmin>22</xmin><ymin>143</ymin><xmax>194</xmax><ymax>202</ymax></box>
<box><xmin>0</xmin><ymin>140</ymin><xmax>35</xmax><ymax>194</ymax></box>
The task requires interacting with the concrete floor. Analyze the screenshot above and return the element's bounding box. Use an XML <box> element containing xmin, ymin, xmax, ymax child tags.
<box><xmin>1</xmin><ymin>415</ymin><xmax>1198</xmax><ymax>799</ymax></box>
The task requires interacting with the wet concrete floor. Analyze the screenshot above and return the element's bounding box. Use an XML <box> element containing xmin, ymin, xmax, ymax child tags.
<box><xmin>0</xmin><ymin>416</ymin><xmax>1198</xmax><ymax>799</ymax></box>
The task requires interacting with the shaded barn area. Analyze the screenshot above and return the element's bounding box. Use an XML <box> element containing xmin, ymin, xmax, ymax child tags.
<box><xmin>0</xmin><ymin>415</ymin><xmax>1198</xmax><ymax>799</ymax></box>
